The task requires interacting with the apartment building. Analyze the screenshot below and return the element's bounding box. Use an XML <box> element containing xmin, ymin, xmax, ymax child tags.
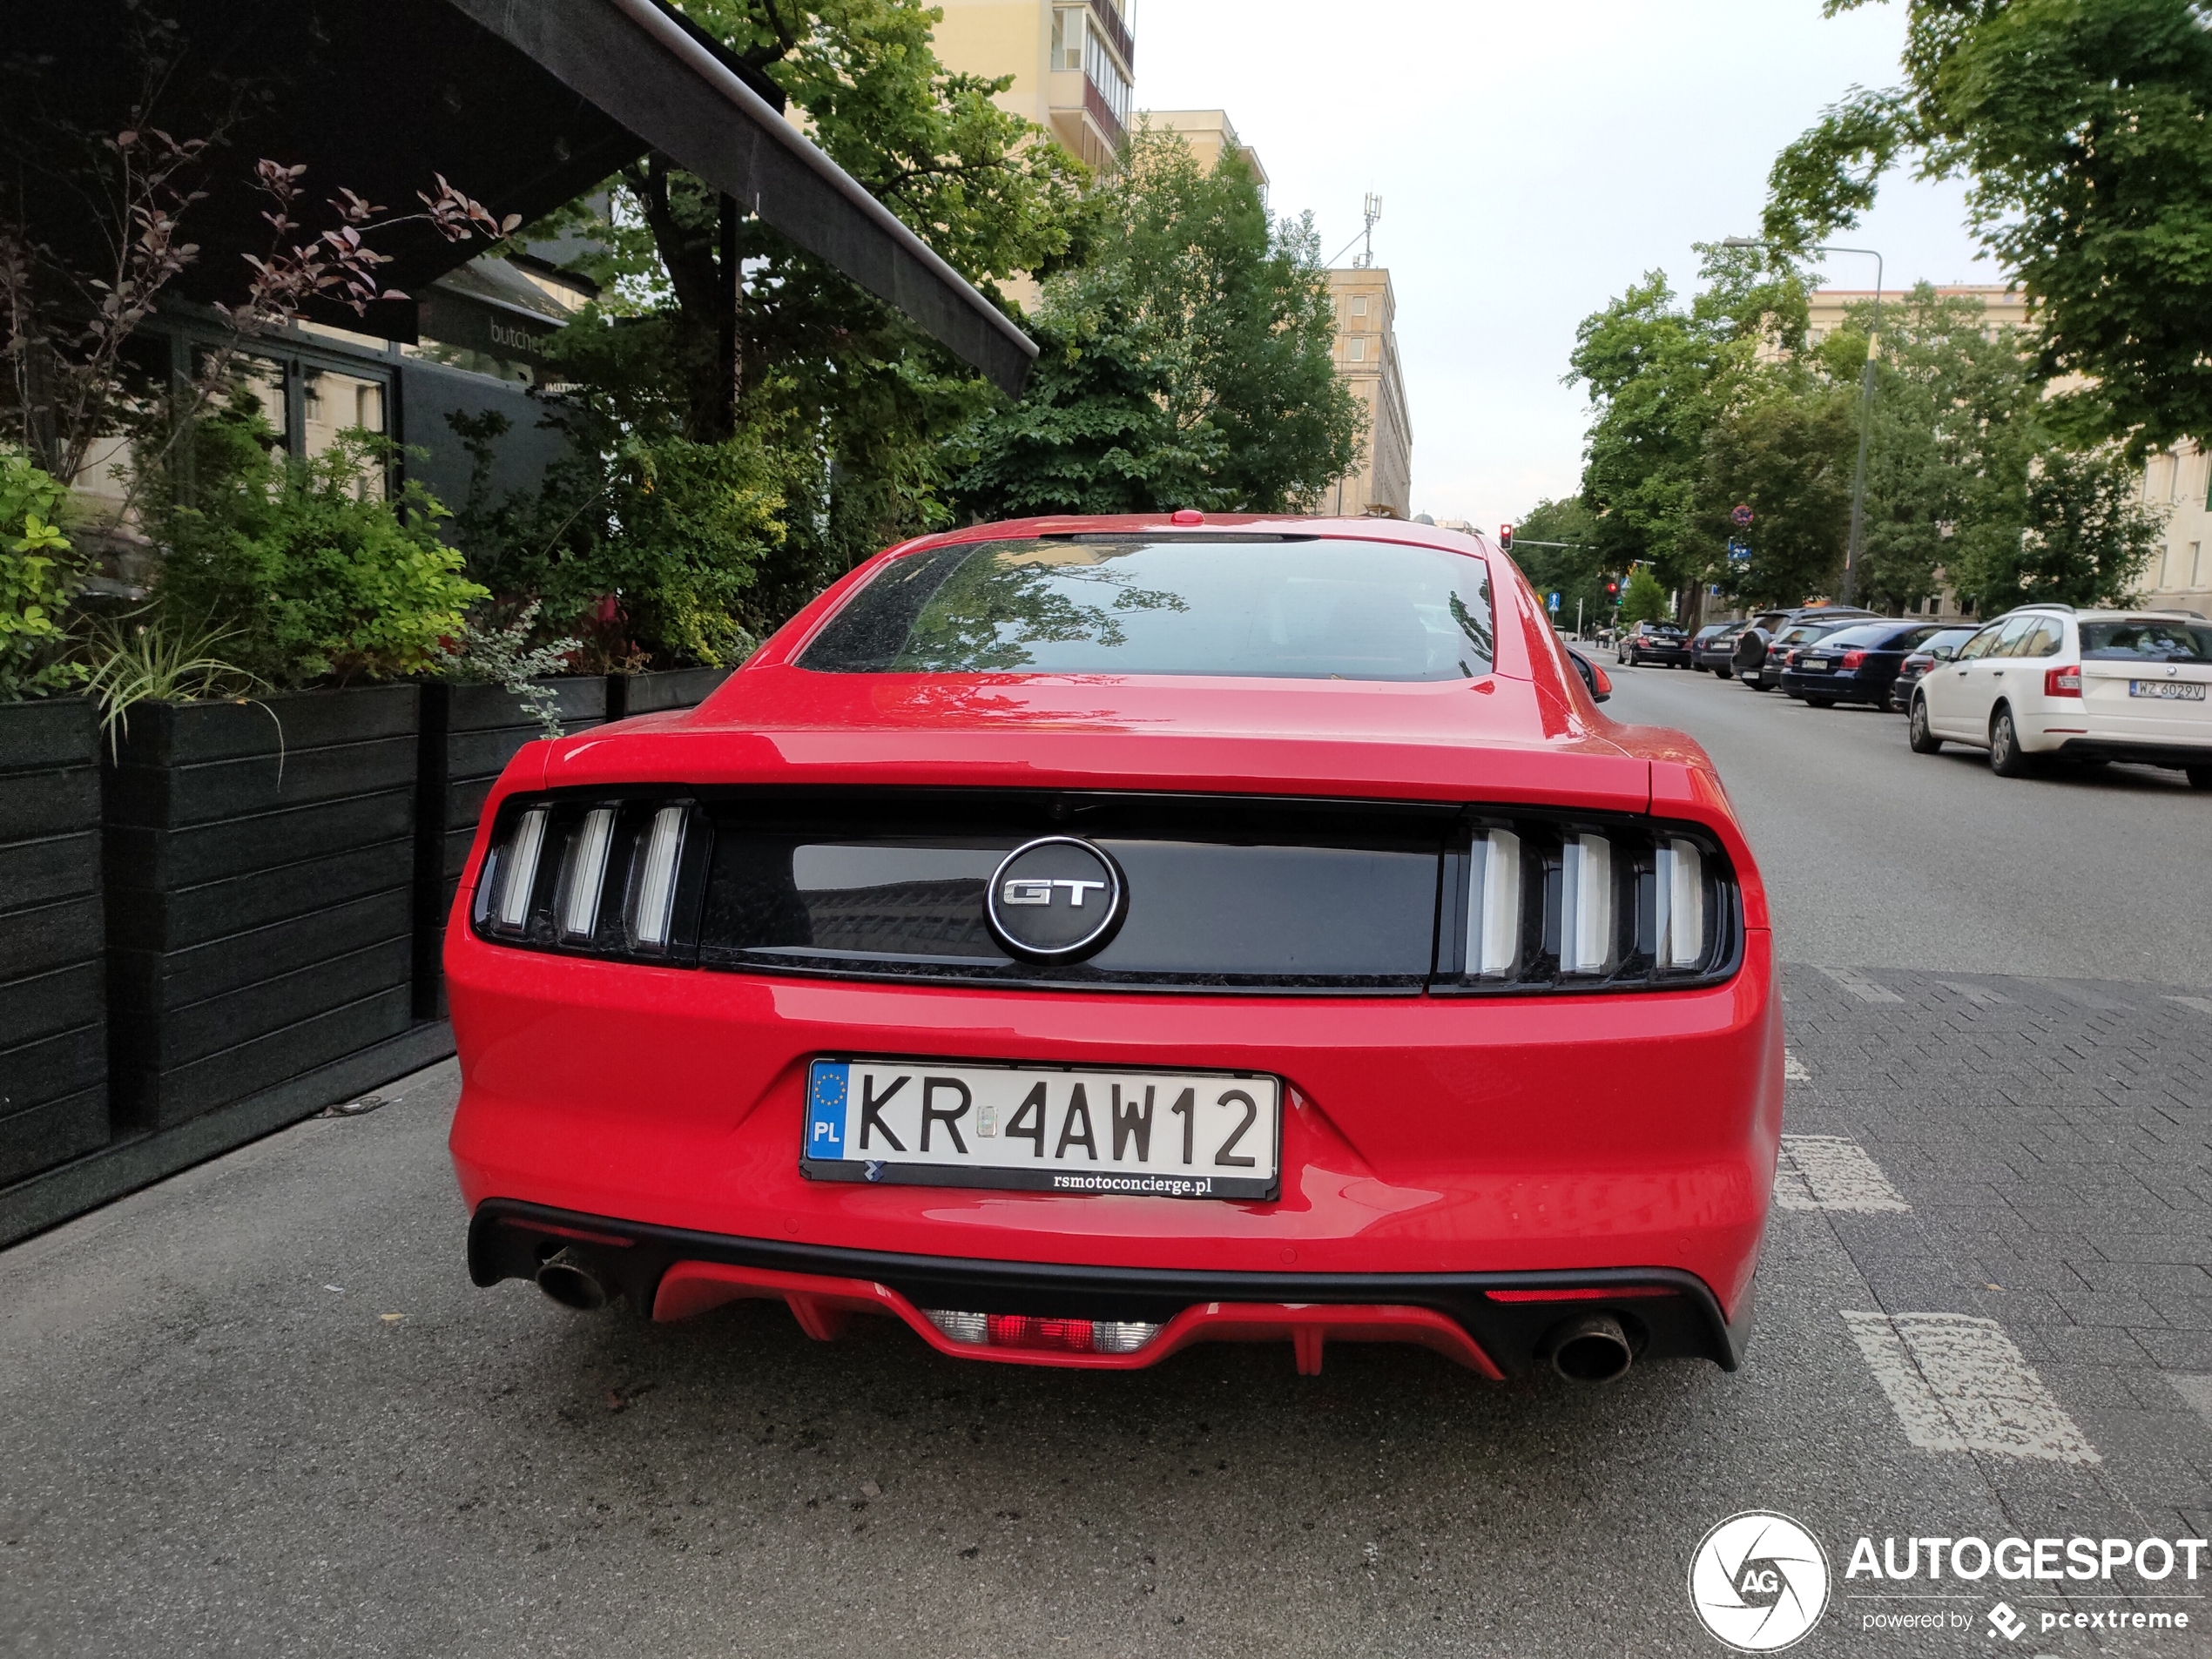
<box><xmin>1136</xmin><ymin>108</ymin><xmax>1269</xmax><ymax>197</ymax></box>
<box><xmin>933</xmin><ymin>0</ymin><xmax>1135</xmax><ymax>170</ymax></box>
<box><xmin>1326</xmin><ymin>267</ymin><xmax>1413</xmax><ymax>519</ymax></box>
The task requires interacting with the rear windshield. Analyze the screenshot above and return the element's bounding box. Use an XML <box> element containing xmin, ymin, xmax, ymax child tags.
<box><xmin>800</xmin><ymin>536</ymin><xmax>1496</xmax><ymax>680</ymax></box>
<box><xmin>1822</xmin><ymin>622</ymin><xmax>1944</xmax><ymax>650</ymax></box>
<box><xmin>2080</xmin><ymin>620</ymin><xmax>2212</xmax><ymax>663</ymax></box>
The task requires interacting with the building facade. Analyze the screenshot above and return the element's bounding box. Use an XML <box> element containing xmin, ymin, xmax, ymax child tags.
<box><xmin>1325</xmin><ymin>268</ymin><xmax>1412</xmax><ymax>519</ymax></box>
<box><xmin>932</xmin><ymin>0</ymin><xmax>1135</xmax><ymax>171</ymax></box>
<box><xmin>1136</xmin><ymin>109</ymin><xmax>1268</xmax><ymax>197</ymax></box>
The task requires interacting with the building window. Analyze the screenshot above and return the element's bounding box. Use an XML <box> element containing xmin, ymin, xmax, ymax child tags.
<box><xmin>2194</xmin><ymin>541</ymin><xmax>2206</xmax><ymax>588</ymax></box>
<box><xmin>1351</xmin><ymin>295</ymin><xmax>1368</xmax><ymax>318</ymax></box>
<box><xmin>1082</xmin><ymin>21</ymin><xmax>1130</xmax><ymax>126</ymax></box>
<box><xmin>1050</xmin><ymin>6</ymin><xmax>1082</xmax><ymax>71</ymax></box>
<box><xmin>1347</xmin><ymin>337</ymin><xmax>1366</xmax><ymax>363</ymax></box>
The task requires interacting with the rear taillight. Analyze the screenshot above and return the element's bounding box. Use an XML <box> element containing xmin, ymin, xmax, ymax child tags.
<box><xmin>2045</xmin><ymin>664</ymin><xmax>2082</xmax><ymax>698</ymax></box>
<box><xmin>474</xmin><ymin>795</ymin><xmax>710</xmax><ymax>960</ymax></box>
<box><xmin>1462</xmin><ymin>819</ymin><xmax>1733</xmax><ymax>992</ymax></box>
<box><xmin>1785</xmin><ymin>650</ymin><xmax>1804</xmax><ymax>666</ymax></box>
<box><xmin>925</xmin><ymin>1311</ymin><xmax>1163</xmax><ymax>1355</ymax></box>
<box><xmin>1840</xmin><ymin>650</ymin><xmax>1867</xmax><ymax>671</ymax></box>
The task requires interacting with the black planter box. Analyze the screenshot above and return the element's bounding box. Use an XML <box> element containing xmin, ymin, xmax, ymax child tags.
<box><xmin>413</xmin><ymin>678</ymin><xmax>605</xmax><ymax>1017</ymax></box>
<box><xmin>0</xmin><ymin>698</ymin><xmax>109</xmax><ymax>1184</ymax></box>
<box><xmin>105</xmin><ymin>685</ymin><xmax>421</xmax><ymax>1130</ymax></box>
<box><xmin>606</xmin><ymin>664</ymin><xmax>734</xmax><ymax>720</ymax></box>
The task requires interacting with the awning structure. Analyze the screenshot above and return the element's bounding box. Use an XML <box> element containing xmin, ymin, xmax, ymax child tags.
<box><xmin>9</xmin><ymin>0</ymin><xmax>1037</xmax><ymax>395</ymax></box>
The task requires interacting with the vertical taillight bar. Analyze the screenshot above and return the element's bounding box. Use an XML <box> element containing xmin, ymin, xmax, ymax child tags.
<box><xmin>1656</xmin><ymin>837</ymin><xmax>1706</xmax><ymax>971</ymax></box>
<box><xmin>1560</xmin><ymin>833</ymin><xmax>1615</xmax><ymax>976</ymax></box>
<box><xmin>493</xmin><ymin>807</ymin><xmax>549</xmax><ymax>932</ymax></box>
<box><xmin>557</xmin><ymin>807</ymin><xmax>617</xmax><ymax>941</ymax></box>
<box><xmin>1467</xmin><ymin>829</ymin><xmax>1523</xmax><ymax>979</ymax></box>
<box><xmin>629</xmin><ymin>805</ymin><xmax>689</xmax><ymax>952</ymax></box>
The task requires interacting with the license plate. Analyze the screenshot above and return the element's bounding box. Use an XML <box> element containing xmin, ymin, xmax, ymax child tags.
<box><xmin>802</xmin><ymin>1058</ymin><xmax>1282</xmax><ymax>1200</ymax></box>
<box><xmin>1804</xmin><ymin>658</ymin><xmax>1832</xmax><ymax>671</ymax></box>
<box><xmin>2130</xmin><ymin>679</ymin><xmax>2206</xmax><ymax>700</ymax></box>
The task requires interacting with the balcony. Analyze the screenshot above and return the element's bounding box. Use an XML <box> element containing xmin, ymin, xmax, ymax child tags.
<box><xmin>1083</xmin><ymin>73</ymin><xmax>1126</xmax><ymax>152</ymax></box>
<box><xmin>1085</xmin><ymin>0</ymin><xmax>1133</xmax><ymax>76</ymax></box>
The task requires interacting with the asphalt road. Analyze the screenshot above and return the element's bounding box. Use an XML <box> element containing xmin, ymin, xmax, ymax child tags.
<box><xmin>1599</xmin><ymin>659</ymin><xmax>2212</xmax><ymax>985</ymax></box>
<box><xmin>5</xmin><ymin>667</ymin><xmax>2212</xmax><ymax>1659</ymax></box>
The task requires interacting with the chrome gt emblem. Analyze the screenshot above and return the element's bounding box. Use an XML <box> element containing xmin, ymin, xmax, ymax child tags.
<box><xmin>985</xmin><ymin>836</ymin><xmax>1127</xmax><ymax>963</ymax></box>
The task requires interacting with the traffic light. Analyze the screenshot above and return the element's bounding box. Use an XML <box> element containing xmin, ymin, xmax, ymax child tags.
<box><xmin>1499</xmin><ymin>523</ymin><xmax>1514</xmax><ymax>550</ymax></box>
<box><xmin>1605</xmin><ymin>579</ymin><xmax>1620</xmax><ymax>598</ymax></box>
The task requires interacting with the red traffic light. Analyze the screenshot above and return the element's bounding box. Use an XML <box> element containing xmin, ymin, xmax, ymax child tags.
<box><xmin>1499</xmin><ymin>523</ymin><xmax>1514</xmax><ymax>550</ymax></box>
<box><xmin>1606</xmin><ymin>581</ymin><xmax>1620</xmax><ymax>597</ymax></box>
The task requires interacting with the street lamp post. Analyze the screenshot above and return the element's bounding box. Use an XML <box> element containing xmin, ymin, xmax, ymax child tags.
<box><xmin>1722</xmin><ymin>236</ymin><xmax>1884</xmax><ymax>607</ymax></box>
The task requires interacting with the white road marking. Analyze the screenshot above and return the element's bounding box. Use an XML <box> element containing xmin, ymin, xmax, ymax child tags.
<box><xmin>1784</xmin><ymin>1049</ymin><xmax>1811</xmax><ymax>1082</ymax></box>
<box><xmin>2167</xmin><ymin>996</ymin><xmax>2212</xmax><ymax>1018</ymax></box>
<box><xmin>2167</xmin><ymin>1373</ymin><xmax>2212</xmax><ymax>1430</ymax></box>
<box><xmin>1843</xmin><ymin>1312</ymin><xmax>2100</xmax><ymax>1464</ymax></box>
<box><xmin>1775</xmin><ymin>1136</ymin><xmax>1909</xmax><ymax>1212</ymax></box>
<box><xmin>1814</xmin><ymin>965</ymin><xmax>1904</xmax><ymax>1004</ymax></box>
<box><xmin>1937</xmin><ymin>981</ymin><xmax>2010</xmax><ymax>1007</ymax></box>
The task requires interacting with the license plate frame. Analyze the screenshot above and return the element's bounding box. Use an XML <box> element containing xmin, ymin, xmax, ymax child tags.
<box><xmin>800</xmin><ymin>1056</ymin><xmax>1282</xmax><ymax>1201</ymax></box>
<box><xmin>2129</xmin><ymin>679</ymin><xmax>2207</xmax><ymax>700</ymax></box>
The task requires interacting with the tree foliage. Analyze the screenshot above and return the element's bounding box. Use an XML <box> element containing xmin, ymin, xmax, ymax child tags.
<box><xmin>954</xmin><ymin>132</ymin><xmax>1360</xmax><ymax>520</ymax></box>
<box><xmin>1764</xmin><ymin>0</ymin><xmax>2212</xmax><ymax>457</ymax></box>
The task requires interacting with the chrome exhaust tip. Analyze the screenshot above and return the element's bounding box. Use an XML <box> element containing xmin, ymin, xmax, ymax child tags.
<box><xmin>535</xmin><ymin>1248</ymin><xmax>609</xmax><ymax>1312</ymax></box>
<box><xmin>1547</xmin><ymin>1312</ymin><xmax>1634</xmax><ymax>1383</ymax></box>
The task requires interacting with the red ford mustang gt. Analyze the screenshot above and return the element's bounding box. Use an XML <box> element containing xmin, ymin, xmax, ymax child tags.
<box><xmin>448</xmin><ymin>515</ymin><xmax>1782</xmax><ymax>1384</ymax></box>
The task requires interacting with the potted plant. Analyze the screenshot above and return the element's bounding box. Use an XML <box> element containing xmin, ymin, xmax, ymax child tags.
<box><xmin>0</xmin><ymin>452</ymin><xmax>108</xmax><ymax>1184</ymax></box>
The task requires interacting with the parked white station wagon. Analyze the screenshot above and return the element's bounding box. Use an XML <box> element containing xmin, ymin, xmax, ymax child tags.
<box><xmin>1905</xmin><ymin>605</ymin><xmax>2212</xmax><ymax>786</ymax></box>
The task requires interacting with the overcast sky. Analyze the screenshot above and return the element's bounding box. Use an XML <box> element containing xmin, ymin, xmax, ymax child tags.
<box><xmin>1128</xmin><ymin>0</ymin><xmax>1994</xmax><ymax>529</ymax></box>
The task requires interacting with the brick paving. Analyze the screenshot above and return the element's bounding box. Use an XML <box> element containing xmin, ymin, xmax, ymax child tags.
<box><xmin>1782</xmin><ymin>962</ymin><xmax>2212</xmax><ymax>1542</ymax></box>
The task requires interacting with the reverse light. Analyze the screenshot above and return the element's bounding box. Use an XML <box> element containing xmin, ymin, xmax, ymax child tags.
<box><xmin>2045</xmin><ymin>664</ymin><xmax>2082</xmax><ymax>698</ymax></box>
<box><xmin>923</xmin><ymin>1310</ymin><xmax>1163</xmax><ymax>1355</ymax></box>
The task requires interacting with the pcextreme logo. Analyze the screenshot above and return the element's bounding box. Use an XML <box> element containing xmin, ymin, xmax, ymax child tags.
<box><xmin>1689</xmin><ymin>1512</ymin><xmax>1832</xmax><ymax>1652</ymax></box>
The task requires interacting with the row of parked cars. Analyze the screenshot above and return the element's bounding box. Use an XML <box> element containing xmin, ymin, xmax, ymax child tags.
<box><xmin>1649</xmin><ymin>605</ymin><xmax>2212</xmax><ymax>786</ymax></box>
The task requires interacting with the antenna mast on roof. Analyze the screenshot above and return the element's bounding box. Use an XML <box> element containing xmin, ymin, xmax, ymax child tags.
<box><xmin>1326</xmin><ymin>194</ymin><xmax>1385</xmax><ymax>269</ymax></box>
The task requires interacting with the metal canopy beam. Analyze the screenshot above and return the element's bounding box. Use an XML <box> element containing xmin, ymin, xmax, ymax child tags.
<box><xmin>442</xmin><ymin>0</ymin><xmax>1038</xmax><ymax>396</ymax></box>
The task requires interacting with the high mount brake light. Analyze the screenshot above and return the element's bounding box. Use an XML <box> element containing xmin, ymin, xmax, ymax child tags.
<box><xmin>2045</xmin><ymin>664</ymin><xmax>2082</xmax><ymax>698</ymax></box>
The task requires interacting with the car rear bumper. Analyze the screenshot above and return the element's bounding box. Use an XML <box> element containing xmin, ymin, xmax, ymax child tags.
<box><xmin>1629</xmin><ymin>647</ymin><xmax>1692</xmax><ymax>664</ymax></box>
<box><xmin>447</xmin><ymin>927</ymin><xmax>1784</xmax><ymax>1368</ymax></box>
<box><xmin>1778</xmin><ymin>671</ymin><xmax>1890</xmax><ymax>703</ymax></box>
<box><xmin>469</xmin><ymin>1197</ymin><xmax>1750</xmax><ymax>1374</ymax></box>
<box><xmin>2051</xmin><ymin>736</ymin><xmax>2212</xmax><ymax>768</ymax></box>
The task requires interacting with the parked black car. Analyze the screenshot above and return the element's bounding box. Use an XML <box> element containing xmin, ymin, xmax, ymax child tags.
<box><xmin>1886</xmin><ymin>626</ymin><xmax>1980</xmax><ymax>711</ymax></box>
<box><xmin>1694</xmin><ymin>621</ymin><xmax>1750</xmax><ymax>677</ymax></box>
<box><xmin>1778</xmin><ymin>620</ymin><xmax>1955</xmax><ymax>707</ymax></box>
<box><xmin>1733</xmin><ymin>606</ymin><xmax>1882</xmax><ymax>690</ymax></box>
<box><xmin>1617</xmin><ymin>621</ymin><xmax>1692</xmax><ymax>667</ymax></box>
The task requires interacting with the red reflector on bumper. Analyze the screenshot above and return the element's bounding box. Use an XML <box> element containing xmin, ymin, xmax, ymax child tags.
<box><xmin>987</xmin><ymin>1313</ymin><xmax>1096</xmax><ymax>1352</ymax></box>
<box><xmin>1486</xmin><ymin>1287</ymin><xmax>1674</xmax><ymax>1303</ymax></box>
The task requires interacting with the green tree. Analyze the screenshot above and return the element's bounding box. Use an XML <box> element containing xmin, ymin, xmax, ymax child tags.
<box><xmin>1952</xmin><ymin>445</ymin><xmax>2164</xmax><ymax>611</ymax></box>
<box><xmin>1568</xmin><ymin>247</ymin><xmax>1809</xmax><ymax>610</ymax></box>
<box><xmin>1764</xmin><ymin>0</ymin><xmax>2212</xmax><ymax>457</ymax></box>
<box><xmin>954</xmin><ymin>131</ymin><xmax>1359</xmax><ymax>519</ymax></box>
<box><xmin>505</xmin><ymin>0</ymin><xmax>1097</xmax><ymax>639</ymax></box>
<box><xmin>1507</xmin><ymin>496</ymin><xmax>1613</xmax><ymax>631</ymax></box>
<box><xmin>1619</xmin><ymin>564</ymin><xmax>1672</xmax><ymax>624</ymax></box>
<box><xmin>1695</xmin><ymin>371</ymin><xmax>1858</xmax><ymax>608</ymax></box>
